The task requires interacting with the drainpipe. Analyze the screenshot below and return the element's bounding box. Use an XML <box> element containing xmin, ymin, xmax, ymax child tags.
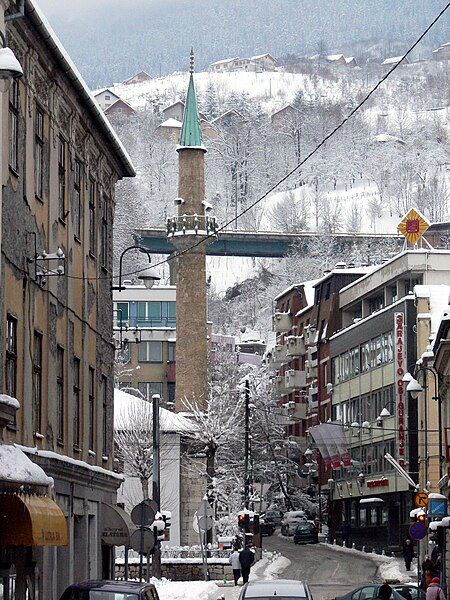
<box><xmin>5</xmin><ymin>0</ymin><xmax>24</xmax><ymax>21</ymax></box>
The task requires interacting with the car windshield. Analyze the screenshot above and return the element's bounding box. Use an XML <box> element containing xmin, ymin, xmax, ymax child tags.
<box><xmin>90</xmin><ymin>593</ymin><xmax>139</xmax><ymax>600</ymax></box>
<box><xmin>296</xmin><ymin>524</ymin><xmax>313</xmax><ymax>530</ymax></box>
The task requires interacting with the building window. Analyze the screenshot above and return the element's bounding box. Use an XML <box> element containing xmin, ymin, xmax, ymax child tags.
<box><xmin>9</xmin><ymin>80</ymin><xmax>19</xmax><ymax>172</ymax></box>
<box><xmin>88</xmin><ymin>367</ymin><xmax>95</xmax><ymax>452</ymax></box>
<box><xmin>168</xmin><ymin>341</ymin><xmax>176</xmax><ymax>362</ymax></box>
<box><xmin>33</xmin><ymin>331</ymin><xmax>43</xmax><ymax>433</ymax></box>
<box><xmin>5</xmin><ymin>315</ymin><xmax>17</xmax><ymax>397</ymax></box>
<box><xmin>101</xmin><ymin>195</ymin><xmax>109</xmax><ymax>269</ymax></box>
<box><xmin>138</xmin><ymin>341</ymin><xmax>163</xmax><ymax>363</ymax></box>
<box><xmin>101</xmin><ymin>375</ymin><xmax>108</xmax><ymax>456</ymax></box>
<box><xmin>73</xmin><ymin>356</ymin><xmax>81</xmax><ymax>448</ymax></box>
<box><xmin>138</xmin><ymin>382</ymin><xmax>163</xmax><ymax>400</ymax></box>
<box><xmin>115</xmin><ymin>302</ymin><xmax>129</xmax><ymax>327</ymax></box>
<box><xmin>168</xmin><ymin>382</ymin><xmax>176</xmax><ymax>405</ymax></box>
<box><xmin>89</xmin><ymin>179</ymin><xmax>96</xmax><ymax>255</ymax></box>
<box><xmin>34</xmin><ymin>105</ymin><xmax>44</xmax><ymax>199</ymax></box>
<box><xmin>58</xmin><ymin>137</ymin><xmax>66</xmax><ymax>220</ymax></box>
<box><xmin>73</xmin><ymin>160</ymin><xmax>82</xmax><ymax>239</ymax></box>
<box><xmin>105</xmin><ymin>95</ymin><xmax>110</xmax><ymax>100</ymax></box>
<box><xmin>57</xmin><ymin>346</ymin><xmax>65</xmax><ymax>443</ymax></box>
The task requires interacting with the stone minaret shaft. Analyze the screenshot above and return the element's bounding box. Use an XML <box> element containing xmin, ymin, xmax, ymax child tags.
<box><xmin>170</xmin><ymin>52</ymin><xmax>212</xmax><ymax>412</ymax></box>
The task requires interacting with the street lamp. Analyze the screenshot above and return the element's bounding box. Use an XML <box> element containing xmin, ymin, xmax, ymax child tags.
<box><xmin>406</xmin><ymin>378</ymin><xmax>424</xmax><ymax>400</ymax></box>
<box><xmin>0</xmin><ymin>32</ymin><xmax>23</xmax><ymax>92</ymax></box>
<box><xmin>112</xmin><ymin>245</ymin><xmax>160</xmax><ymax>291</ymax></box>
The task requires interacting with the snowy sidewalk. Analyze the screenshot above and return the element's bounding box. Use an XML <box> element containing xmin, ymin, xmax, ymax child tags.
<box><xmin>320</xmin><ymin>543</ymin><xmax>417</xmax><ymax>584</ymax></box>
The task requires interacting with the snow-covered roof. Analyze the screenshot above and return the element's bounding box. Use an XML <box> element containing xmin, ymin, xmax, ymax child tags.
<box><xmin>162</xmin><ymin>99</ymin><xmax>185</xmax><ymax>112</ymax></box>
<box><xmin>114</xmin><ymin>388</ymin><xmax>196</xmax><ymax>434</ymax></box>
<box><xmin>251</xmin><ymin>53</ymin><xmax>276</xmax><ymax>62</ymax></box>
<box><xmin>105</xmin><ymin>98</ymin><xmax>135</xmax><ymax>112</ymax></box>
<box><xmin>159</xmin><ymin>118</ymin><xmax>182</xmax><ymax>128</ymax></box>
<box><xmin>373</xmin><ymin>133</ymin><xmax>405</xmax><ymax>144</ymax></box>
<box><xmin>25</xmin><ymin>0</ymin><xmax>134</xmax><ymax>177</ymax></box>
<box><xmin>345</xmin><ymin>57</ymin><xmax>356</xmax><ymax>63</ymax></box>
<box><xmin>326</xmin><ymin>54</ymin><xmax>345</xmax><ymax>62</ymax></box>
<box><xmin>0</xmin><ymin>394</ymin><xmax>20</xmax><ymax>410</ymax></box>
<box><xmin>0</xmin><ymin>444</ymin><xmax>53</xmax><ymax>487</ymax></box>
<box><xmin>93</xmin><ymin>87</ymin><xmax>120</xmax><ymax>99</ymax></box>
<box><xmin>313</xmin><ymin>266</ymin><xmax>374</xmax><ymax>289</ymax></box>
<box><xmin>415</xmin><ymin>285</ymin><xmax>450</xmax><ymax>335</ymax></box>
<box><xmin>382</xmin><ymin>56</ymin><xmax>405</xmax><ymax>65</ymax></box>
<box><xmin>17</xmin><ymin>444</ymin><xmax>124</xmax><ymax>480</ymax></box>
<box><xmin>211</xmin><ymin>57</ymin><xmax>239</xmax><ymax>66</ymax></box>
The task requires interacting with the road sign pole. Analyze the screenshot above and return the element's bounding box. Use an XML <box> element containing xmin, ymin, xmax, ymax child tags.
<box><xmin>139</xmin><ymin>503</ymin><xmax>144</xmax><ymax>581</ymax></box>
<box><xmin>152</xmin><ymin>393</ymin><xmax>162</xmax><ymax>580</ymax></box>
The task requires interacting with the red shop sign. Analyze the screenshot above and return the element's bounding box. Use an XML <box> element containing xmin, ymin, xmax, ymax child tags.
<box><xmin>367</xmin><ymin>479</ymin><xmax>389</xmax><ymax>488</ymax></box>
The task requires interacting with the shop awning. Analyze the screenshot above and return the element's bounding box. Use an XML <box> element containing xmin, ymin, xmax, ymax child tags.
<box><xmin>360</xmin><ymin>497</ymin><xmax>384</xmax><ymax>505</ymax></box>
<box><xmin>100</xmin><ymin>503</ymin><xmax>136</xmax><ymax>546</ymax></box>
<box><xmin>0</xmin><ymin>494</ymin><xmax>68</xmax><ymax>547</ymax></box>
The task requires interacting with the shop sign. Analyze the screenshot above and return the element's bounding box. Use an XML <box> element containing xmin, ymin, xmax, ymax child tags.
<box><xmin>367</xmin><ymin>479</ymin><xmax>389</xmax><ymax>488</ymax></box>
<box><xmin>394</xmin><ymin>312</ymin><xmax>406</xmax><ymax>467</ymax></box>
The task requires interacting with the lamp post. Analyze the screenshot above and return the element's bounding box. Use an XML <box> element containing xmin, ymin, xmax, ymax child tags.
<box><xmin>112</xmin><ymin>245</ymin><xmax>160</xmax><ymax>292</ymax></box>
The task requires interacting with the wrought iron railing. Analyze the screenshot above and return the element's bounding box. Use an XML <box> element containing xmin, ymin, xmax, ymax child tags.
<box><xmin>167</xmin><ymin>215</ymin><xmax>219</xmax><ymax>237</ymax></box>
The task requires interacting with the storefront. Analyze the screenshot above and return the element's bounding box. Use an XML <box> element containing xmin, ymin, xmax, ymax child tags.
<box><xmin>0</xmin><ymin>444</ymin><xmax>68</xmax><ymax>599</ymax></box>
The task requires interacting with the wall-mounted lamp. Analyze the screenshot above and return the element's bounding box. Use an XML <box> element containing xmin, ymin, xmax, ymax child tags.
<box><xmin>112</xmin><ymin>245</ymin><xmax>160</xmax><ymax>292</ymax></box>
<box><xmin>0</xmin><ymin>31</ymin><xmax>23</xmax><ymax>93</ymax></box>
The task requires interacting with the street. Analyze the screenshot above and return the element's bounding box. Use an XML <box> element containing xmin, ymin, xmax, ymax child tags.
<box><xmin>262</xmin><ymin>536</ymin><xmax>380</xmax><ymax>600</ymax></box>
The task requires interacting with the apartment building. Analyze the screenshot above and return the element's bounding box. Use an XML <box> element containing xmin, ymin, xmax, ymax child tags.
<box><xmin>113</xmin><ymin>284</ymin><xmax>177</xmax><ymax>405</ymax></box>
<box><xmin>0</xmin><ymin>1</ymin><xmax>134</xmax><ymax>598</ymax></box>
<box><xmin>328</xmin><ymin>250</ymin><xmax>450</xmax><ymax>550</ymax></box>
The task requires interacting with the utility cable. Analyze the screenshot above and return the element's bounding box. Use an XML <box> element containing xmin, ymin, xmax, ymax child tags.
<box><xmin>63</xmin><ymin>1</ymin><xmax>449</xmax><ymax>283</ymax></box>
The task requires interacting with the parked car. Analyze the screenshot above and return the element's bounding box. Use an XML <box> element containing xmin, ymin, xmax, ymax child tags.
<box><xmin>259</xmin><ymin>518</ymin><xmax>276</xmax><ymax>536</ymax></box>
<box><xmin>293</xmin><ymin>521</ymin><xmax>319</xmax><ymax>544</ymax></box>
<box><xmin>265</xmin><ymin>508</ymin><xmax>283</xmax><ymax>525</ymax></box>
<box><xmin>239</xmin><ymin>579</ymin><xmax>314</xmax><ymax>600</ymax></box>
<box><xmin>281</xmin><ymin>510</ymin><xmax>307</xmax><ymax>536</ymax></box>
<box><xmin>335</xmin><ymin>583</ymin><xmax>423</xmax><ymax>600</ymax></box>
<box><xmin>60</xmin><ymin>580</ymin><xmax>160</xmax><ymax>600</ymax></box>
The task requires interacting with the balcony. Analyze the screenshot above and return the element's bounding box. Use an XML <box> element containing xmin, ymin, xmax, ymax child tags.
<box><xmin>303</xmin><ymin>326</ymin><xmax>316</xmax><ymax>346</ymax></box>
<box><xmin>285</xmin><ymin>369</ymin><xmax>307</xmax><ymax>390</ymax></box>
<box><xmin>272</xmin><ymin>344</ymin><xmax>288</xmax><ymax>364</ymax></box>
<box><xmin>272</xmin><ymin>312</ymin><xmax>293</xmax><ymax>332</ymax></box>
<box><xmin>293</xmin><ymin>402</ymin><xmax>307</xmax><ymax>420</ymax></box>
<box><xmin>286</xmin><ymin>335</ymin><xmax>305</xmax><ymax>357</ymax></box>
<box><xmin>272</xmin><ymin>375</ymin><xmax>289</xmax><ymax>395</ymax></box>
<box><xmin>305</xmin><ymin>360</ymin><xmax>318</xmax><ymax>380</ymax></box>
<box><xmin>308</xmin><ymin>385</ymin><xmax>318</xmax><ymax>409</ymax></box>
<box><xmin>167</xmin><ymin>215</ymin><xmax>219</xmax><ymax>237</ymax></box>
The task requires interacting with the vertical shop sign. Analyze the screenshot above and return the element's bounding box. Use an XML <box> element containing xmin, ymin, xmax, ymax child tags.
<box><xmin>394</xmin><ymin>312</ymin><xmax>406</xmax><ymax>467</ymax></box>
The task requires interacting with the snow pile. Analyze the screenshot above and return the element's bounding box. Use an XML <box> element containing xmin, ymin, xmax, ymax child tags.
<box><xmin>263</xmin><ymin>553</ymin><xmax>292</xmax><ymax>578</ymax></box>
<box><xmin>0</xmin><ymin>444</ymin><xmax>53</xmax><ymax>487</ymax></box>
<box><xmin>152</xmin><ymin>578</ymin><xmax>219</xmax><ymax>600</ymax></box>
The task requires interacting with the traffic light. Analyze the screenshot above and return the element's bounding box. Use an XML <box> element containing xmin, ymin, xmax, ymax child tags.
<box><xmin>238</xmin><ymin>513</ymin><xmax>250</xmax><ymax>529</ymax></box>
<box><xmin>417</xmin><ymin>513</ymin><xmax>426</xmax><ymax>525</ymax></box>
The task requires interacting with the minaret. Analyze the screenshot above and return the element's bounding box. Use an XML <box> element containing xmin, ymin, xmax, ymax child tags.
<box><xmin>168</xmin><ymin>50</ymin><xmax>216</xmax><ymax>412</ymax></box>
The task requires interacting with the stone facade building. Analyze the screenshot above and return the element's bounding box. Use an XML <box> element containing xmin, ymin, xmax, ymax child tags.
<box><xmin>0</xmin><ymin>1</ymin><xmax>134</xmax><ymax>598</ymax></box>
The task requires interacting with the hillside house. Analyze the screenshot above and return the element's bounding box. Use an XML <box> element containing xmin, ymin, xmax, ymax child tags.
<box><xmin>325</xmin><ymin>54</ymin><xmax>357</xmax><ymax>68</ymax></box>
<box><xmin>122</xmin><ymin>70</ymin><xmax>152</xmax><ymax>85</ymax></box>
<box><xmin>210</xmin><ymin>57</ymin><xmax>239</xmax><ymax>72</ymax></box>
<box><xmin>158</xmin><ymin>118</ymin><xmax>182</xmax><ymax>141</ymax></box>
<box><xmin>94</xmin><ymin>87</ymin><xmax>121</xmax><ymax>110</ymax></box>
<box><xmin>251</xmin><ymin>53</ymin><xmax>278</xmax><ymax>71</ymax></box>
<box><xmin>104</xmin><ymin>98</ymin><xmax>136</xmax><ymax>118</ymax></box>
<box><xmin>162</xmin><ymin>100</ymin><xmax>185</xmax><ymax>121</ymax></box>
<box><xmin>271</xmin><ymin>105</ymin><xmax>301</xmax><ymax>129</ymax></box>
<box><xmin>212</xmin><ymin>109</ymin><xmax>245</xmax><ymax>129</ymax></box>
<box><xmin>382</xmin><ymin>55</ymin><xmax>410</xmax><ymax>67</ymax></box>
<box><xmin>433</xmin><ymin>42</ymin><xmax>450</xmax><ymax>61</ymax></box>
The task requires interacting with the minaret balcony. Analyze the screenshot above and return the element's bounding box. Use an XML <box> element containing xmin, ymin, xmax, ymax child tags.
<box><xmin>167</xmin><ymin>215</ymin><xmax>219</xmax><ymax>238</ymax></box>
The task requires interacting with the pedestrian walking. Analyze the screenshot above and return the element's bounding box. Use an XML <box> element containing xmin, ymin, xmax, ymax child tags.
<box><xmin>375</xmin><ymin>584</ymin><xmax>393</xmax><ymax>600</ymax></box>
<box><xmin>402</xmin><ymin>538</ymin><xmax>414</xmax><ymax>571</ymax></box>
<box><xmin>239</xmin><ymin>546</ymin><xmax>255</xmax><ymax>584</ymax></box>
<box><xmin>341</xmin><ymin>521</ymin><xmax>351</xmax><ymax>547</ymax></box>
<box><xmin>229</xmin><ymin>548</ymin><xmax>241</xmax><ymax>586</ymax></box>
<box><xmin>426</xmin><ymin>577</ymin><xmax>445</xmax><ymax>600</ymax></box>
<box><xmin>422</xmin><ymin>556</ymin><xmax>434</xmax><ymax>590</ymax></box>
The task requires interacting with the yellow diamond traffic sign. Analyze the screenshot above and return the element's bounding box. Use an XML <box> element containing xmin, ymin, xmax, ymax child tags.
<box><xmin>397</xmin><ymin>208</ymin><xmax>430</xmax><ymax>245</ymax></box>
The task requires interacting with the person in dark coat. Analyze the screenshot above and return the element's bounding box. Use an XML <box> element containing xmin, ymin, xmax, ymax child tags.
<box><xmin>402</xmin><ymin>538</ymin><xmax>414</xmax><ymax>571</ymax></box>
<box><xmin>375</xmin><ymin>584</ymin><xmax>393</xmax><ymax>600</ymax></box>
<box><xmin>239</xmin><ymin>546</ymin><xmax>255</xmax><ymax>584</ymax></box>
<box><xmin>341</xmin><ymin>522</ymin><xmax>351</xmax><ymax>546</ymax></box>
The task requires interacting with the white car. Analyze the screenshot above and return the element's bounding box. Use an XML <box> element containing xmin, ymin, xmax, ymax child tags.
<box><xmin>280</xmin><ymin>510</ymin><xmax>307</xmax><ymax>536</ymax></box>
<box><xmin>239</xmin><ymin>579</ymin><xmax>314</xmax><ymax>600</ymax></box>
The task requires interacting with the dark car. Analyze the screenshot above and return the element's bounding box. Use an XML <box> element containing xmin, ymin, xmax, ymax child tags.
<box><xmin>260</xmin><ymin>519</ymin><xmax>276</xmax><ymax>536</ymax></box>
<box><xmin>293</xmin><ymin>521</ymin><xmax>319</xmax><ymax>544</ymax></box>
<box><xmin>239</xmin><ymin>579</ymin><xmax>314</xmax><ymax>600</ymax></box>
<box><xmin>59</xmin><ymin>580</ymin><xmax>160</xmax><ymax>600</ymax></box>
<box><xmin>335</xmin><ymin>584</ymin><xmax>424</xmax><ymax>600</ymax></box>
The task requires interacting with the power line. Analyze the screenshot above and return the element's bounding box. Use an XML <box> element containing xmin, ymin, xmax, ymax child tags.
<box><xmin>65</xmin><ymin>1</ymin><xmax>449</xmax><ymax>285</ymax></box>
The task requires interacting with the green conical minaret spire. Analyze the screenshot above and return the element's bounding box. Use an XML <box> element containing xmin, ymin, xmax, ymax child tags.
<box><xmin>178</xmin><ymin>49</ymin><xmax>205</xmax><ymax>150</ymax></box>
